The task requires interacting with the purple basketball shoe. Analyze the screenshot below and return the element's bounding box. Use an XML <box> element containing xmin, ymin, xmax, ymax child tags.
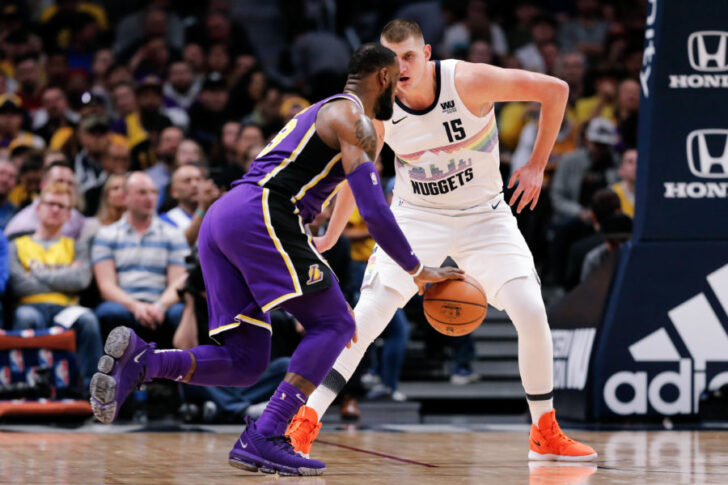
<box><xmin>89</xmin><ymin>326</ymin><xmax>156</xmax><ymax>423</ymax></box>
<box><xmin>229</xmin><ymin>417</ymin><xmax>326</xmax><ymax>476</ymax></box>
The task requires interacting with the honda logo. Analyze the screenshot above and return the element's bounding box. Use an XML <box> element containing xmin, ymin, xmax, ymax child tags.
<box><xmin>688</xmin><ymin>31</ymin><xmax>728</xmax><ymax>72</ymax></box>
<box><xmin>686</xmin><ymin>129</ymin><xmax>728</xmax><ymax>179</ymax></box>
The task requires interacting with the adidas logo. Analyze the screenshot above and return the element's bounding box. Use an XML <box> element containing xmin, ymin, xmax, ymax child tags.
<box><xmin>604</xmin><ymin>262</ymin><xmax>728</xmax><ymax>415</ymax></box>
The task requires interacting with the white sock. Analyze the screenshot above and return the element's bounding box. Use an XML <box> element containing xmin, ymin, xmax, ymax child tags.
<box><xmin>496</xmin><ymin>275</ymin><xmax>554</xmax><ymax>425</ymax></box>
<box><xmin>307</xmin><ymin>281</ymin><xmax>403</xmax><ymax>421</ymax></box>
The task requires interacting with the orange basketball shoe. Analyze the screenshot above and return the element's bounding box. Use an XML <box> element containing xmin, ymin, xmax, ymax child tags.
<box><xmin>528</xmin><ymin>410</ymin><xmax>597</xmax><ymax>461</ymax></box>
<box><xmin>285</xmin><ymin>406</ymin><xmax>322</xmax><ymax>458</ymax></box>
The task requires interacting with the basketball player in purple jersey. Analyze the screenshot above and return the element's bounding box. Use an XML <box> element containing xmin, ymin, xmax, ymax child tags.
<box><xmin>89</xmin><ymin>44</ymin><xmax>462</xmax><ymax>476</ymax></box>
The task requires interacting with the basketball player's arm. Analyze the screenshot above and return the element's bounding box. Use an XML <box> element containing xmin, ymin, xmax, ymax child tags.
<box><xmin>314</xmin><ymin>120</ymin><xmax>385</xmax><ymax>253</ymax></box>
<box><xmin>457</xmin><ymin>62</ymin><xmax>569</xmax><ymax>212</ymax></box>
<box><xmin>336</xmin><ymin>111</ymin><xmax>464</xmax><ymax>291</ymax></box>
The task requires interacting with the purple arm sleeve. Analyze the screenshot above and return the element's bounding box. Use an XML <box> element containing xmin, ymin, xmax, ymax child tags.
<box><xmin>346</xmin><ymin>162</ymin><xmax>420</xmax><ymax>272</ymax></box>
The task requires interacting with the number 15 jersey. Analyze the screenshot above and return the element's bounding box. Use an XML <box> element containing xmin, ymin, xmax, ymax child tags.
<box><xmin>383</xmin><ymin>59</ymin><xmax>503</xmax><ymax>210</ymax></box>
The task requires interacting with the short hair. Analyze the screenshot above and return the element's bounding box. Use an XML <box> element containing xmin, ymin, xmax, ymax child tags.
<box><xmin>381</xmin><ymin>19</ymin><xmax>424</xmax><ymax>44</ymax></box>
<box><xmin>40</xmin><ymin>181</ymin><xmax>74</xmax><ymax>201</ymax></box>
<box><xmin>347</xmin><ymin>43</ymin><xmax>397</xmax><ymax>77</ymax></box>
<box><xmin>43</xmin><ymin>160</ymin><xmax>74</xmax><ymax>180</ymax></box>
<box><xmin>19</xmin><ymin>153</ymin><xmax>44</xmax><ymax>175</ymax></box>
<box><xmin>590</xmin><ymin>188</ymin><xmax>621</xmax><ymax>225</ymax></box>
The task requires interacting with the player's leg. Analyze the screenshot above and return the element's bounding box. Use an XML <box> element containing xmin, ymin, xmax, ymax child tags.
<box><xmin>90</xmin><ymin>233</ymin><xmax>273</xmax><ymax>423</ymax></box>
<box><xmin>497</xmin><ymin>274</ymin><xmax>596</xmax><ymax>461</ymax></box>
<box><xmin>453</xmin><ymin>200</ymin><xmax>596</xmax><ymax>460</ymax></box>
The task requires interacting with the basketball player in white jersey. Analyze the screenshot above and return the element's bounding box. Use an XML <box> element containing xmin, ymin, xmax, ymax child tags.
<box><xmin>287</xmin><ymin>19</ymin><xmax>597</xmax><ymax>461</ymax></box>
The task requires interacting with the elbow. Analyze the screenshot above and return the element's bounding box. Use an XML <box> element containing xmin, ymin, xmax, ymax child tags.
<box><xmin>554</xmin><ymin>78</ymin><xmax>569</xmax><ymax>103</ymax></box>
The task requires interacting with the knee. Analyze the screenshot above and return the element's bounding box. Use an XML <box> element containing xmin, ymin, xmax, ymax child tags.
<box><xmin>13</xmin><ymin>306</ymin><xmax>44</xmax><ymax>329</ymax></box>
<box><xmin>73</xmin><ymin>311</ymin><xmax>101</xmax><ymax>335</ymax></box>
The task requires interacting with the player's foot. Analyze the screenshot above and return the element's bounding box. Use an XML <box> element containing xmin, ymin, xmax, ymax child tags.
<box><xmin>89</xmin><ymin>326</ymin><xmax>155</xmax><ymax>424</ymax></box>
<box><xmin>230</xmin><ymin>416</ymin><xmax>326</xmax><ymax>476</ymax></box>
<box><xmin>528</xmin><ymin>410</ymin><xmax>597</xmax><ymax>461</ymax></box>
<box><xmin>285</xmin><ymin>405</ymin><xmax>322</xmax><ymax>458</ymax></box>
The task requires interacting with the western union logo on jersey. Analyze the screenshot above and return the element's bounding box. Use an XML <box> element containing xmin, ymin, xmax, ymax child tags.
<box><xmin>440</xmin><ymin>100</ymin><xmax>457</xmax><ymax>113</ymax></box>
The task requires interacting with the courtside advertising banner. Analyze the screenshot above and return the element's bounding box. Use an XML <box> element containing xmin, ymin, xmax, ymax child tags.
<box><xmin>633</xmin><ymin>0</ymin><xmax>728</xmax><ymax>241</ymax></box>
<box><xmin>590</xmin><ymin>0</ymin><xmax>728</xmax><ymax>419</ymax></box>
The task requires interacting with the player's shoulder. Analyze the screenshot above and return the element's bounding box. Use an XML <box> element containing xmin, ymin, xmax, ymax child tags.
<box><xmin>453</xmin><ymin>59</ymin><xmax>500</xmax><ymax>85</ymax></box>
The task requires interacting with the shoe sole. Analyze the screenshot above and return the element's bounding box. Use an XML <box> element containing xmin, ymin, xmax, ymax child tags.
<box><xmin>528</xmin><ymin>450</ymin><xmax>598</xmax><ymax>462</ymax></box>
<box><xmin>229</xmin><ymin>458</ymin><xmax>324</xmax><ymax>476</ymax></box>
<box><xmin>89</xmin><ymin>327</ymin><xmax>133</xmax><ymax>424</ymax></box>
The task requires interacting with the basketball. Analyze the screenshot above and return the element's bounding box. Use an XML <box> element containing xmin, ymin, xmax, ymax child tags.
<box><xmin>423</xmin><ymin>275</ymin><xmax>487</xmax><ymax>336</ymax></box>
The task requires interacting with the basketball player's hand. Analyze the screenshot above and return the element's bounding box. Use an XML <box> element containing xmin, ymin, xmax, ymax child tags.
<box><xmin>508</xmin><ymin>163</ymin><xmax>544</xmax><ymax>213</ymax></box>
<box><xmin>412</xmin><ymin>266</ymin><xmax>465</xmax><ymax>295</ymax></box>
<box><xmin>313</xmin><ymin>235</ymin><xmax>335</xmax><ymax>253</ymax></box>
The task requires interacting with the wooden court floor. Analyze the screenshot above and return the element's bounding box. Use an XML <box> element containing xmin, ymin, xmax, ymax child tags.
<box><xmin>1</xmin><ymin>429</ymin><xmax>728</xmax><ymax>484</ymax></box>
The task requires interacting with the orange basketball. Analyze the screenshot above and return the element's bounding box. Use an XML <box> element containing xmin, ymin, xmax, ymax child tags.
<box><xmin>423</xmin><ymin>275</ymin><xmax>487</xmax><ymax>336</ymax></box>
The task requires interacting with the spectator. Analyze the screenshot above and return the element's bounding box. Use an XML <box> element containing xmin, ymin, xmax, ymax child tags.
<box><xmin>33</xmin><ymin>87</ymin><xmax>79</xmax><ymax>144</ymax></box>
<box><xmin>9</xmin><ymin>181</ymin><xmax>102</xmax><ymax>391</ymax></box>
<box><xmin>74</xmin><ymin>114</ymin><xmax>110</xmax><ymax>195</ymax></box>
<box><xmin>163</xmin><ymin>61</ymin><xmax>201</xmax><ymax>112</ymax></box>
<box><xmin>48</xmin><ymin>91</ymin><xmax>107</xmax><ymax>159</ymax></box>
<box><xmin>92</xmin><ymin>171</ymin><xmax>188</xmax><ymax>346</ymax></box>
<box><xmin>114</xmin><ymin>4</ymin><xmax>185</xmax><ymax>56</ymax></box>
<box><xmin>559</xmin><ymin>0</ymin><xmax>609</xmax><ymax>60</ymax></box>
<box><xmin>83</xmin><ymin>139</ymin><xmax>131</xmax><ymax>216</ymax></box>
<box><xmin>8</xmin><ymin>151</ymin><xmax>42</xmax><ymax>209</ymax></box>
<box><xmin>176</xmin><ymin>139</ymin><xmax>205</xmax><ymax>167</ymax></box>
<box><xmin>549</xmin><ymin>118</ymin><xmax>619</xmax><ymax>284</ymax></box>
<box><xmin>615</xmin><ymin>79</ymin><xmax>640</xmax><ymax>149</ymax></box>
<box><xmin>440</xmin><ymin>0</ymin><xmax>509</xmax><ymax>59</ymax></box>
<box><xmin>5</xmin><ymin>161</ymin><xmax>86</xmax><ymax>240</ymax></box>
<box><xmin>146</xmin><ymin>126</ymin><xmax>184</xmax><ymax>197</ymax></box>
<box><xmin>40</xmin><ymin>0</ymin><xmax>108</xmax><ymax>51</ymax></box>
<box><xmin>506</xmin><ymin>0</ymin><xmax>541</xmax><ymax>51</ymax></box>
<box><xmin>0</xmin><ymin>94</ymin><xmax>44</xmax><ymax>151</ymax></box>
<box><xmin>612</xmin><ymin>148</ymin><xmax>637</xmax><ymax>218</ymax></box>
<box><xmin>162</xmin><ymin>164</ymin><xmax>220</xmax><ymax>246</ymax></box>
<box><xmin>0</xmin><ymin>158</ymin><xmax>18</xmax><ymax>229</ymax></box>
<box><xmin>188</xmin><ymin>73</ymin><xmax>230</xmax><ymax>153</ymax></box>
<box><xmin>564</xmin><ymin>188</ymin><xmax>622</xmax><ymax>290</ymax></box>
<box><xmin>13</xmin><ymin>53</ymin><xmax>45</xmax><ymax>114</ymax></box>
<box><xmin>211</xmin><ymin>120</ymin><xmax>241</xmax><ymax>167</ymax></box>
<box><xmin>580</xmin><ymin>213</ymin><xmax>632</xmax><ymax>282</ymax></box>
<box><xmin>574</xmin><ymin>67</ymin><xmax>619</xmax><ymax>126</ymax></box>
<box><xmin>467</xmin><ymin>39</ymin><xmax>494</xmax><ymax>65</ymax></box>
<box><xmin>110</xmin><ymin>82</ymin><xmax>137</xmax><ymax>125</ymax></box>
<box><xmin>79</xmin><ymin>173</ymin><xmax>126</xmax><ymax>243</ymax></box>
<box><xmin>515</xmin><ymin>14</ymin><xmax>558</xmax><ymax>73</ymax></box>
<box><xmin>551</xmin><ymin>117</ymin><xmax>619</xmax><ymax>223</ymax></box>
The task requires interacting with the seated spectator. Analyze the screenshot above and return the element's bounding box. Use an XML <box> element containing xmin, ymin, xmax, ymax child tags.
<box><xmin>551</xmin><ymin>117</ymin><xmax>619</xmax><ymax>224</ymax></box>
<box><xmin>0</xmin><ymin>158</ymin><xmax>18</xmax><ymax>230</ymax></box>
<box><xmin>188</xmin><ymin>73</ymin><xmax>230</xmax><ymax>153</ymax></box>
<box><xmin>564</xmin><ymin>188</ymin><xmax>622</xmax><ymax>290</ymax></box>
<box><xmin>161</xmin><ymin>164</ymin><xmax>220</xmax><ymax>246</ymax></box>
<box><xmin>9</xmin><ymin>182</ymin><xmax>102</xmax><ymax>391</ymax></box>
<box><xmin>549</xmin><ymin>117</ymin><xmax>619</xmax><ymax>285</ymax></box>
<box><xmin>83</xmin><ymin>139</ymin><xmax>131</xmax><ymax>216</ymax></box>
<box><xmin>581</xmin><ymin>213</ymin><xmax>632</xmax><ymax>282</ymax></box>
<box><xmin>8</xmin><ymin>151</ymin><xmax>41</xmax><ymax>209</ymax></box>
<box><xmin>33</xmin><ymin>87</ymin><xmax>79</xmax><ymax>144</ymax></box>
<box><xmin>163</xmin><ymin>61</ymin><xmax>200</xmax><ymax>112</ymax></box>
<box><xmin>79</xmin><ymin>173</ymin><xmax>126</xmax><ymax>243</ymax></box>
<box><xmin>13</xmin><ymin>53</ymin><xmax>45</xmax><ymax>114</ymax></box>
<box><xmin>211</xmin><ymin>120</ymin><xmax>241</xmax><ymax>167</ymax></box>
<box><xmin>515</xmin><ymin>14</ymin><xmax>558</xmax><ymax>73</ymax></box>
<box><xmin>146</xmin><ymin>126</ymin><xmax>184</xmax><ymax>197</ymax></box>
<box><xmin>5</xmin><ymin>161</ymin><xmax>86</xmax><ymax>240</ymax></box>
<box><xmin>558</xmin><ymin>0</ymin><xmax>608</xmax><ymax>60</ymax></box>
<box><xmin>0</xmin><ymin>94</ymin><xmax>45</xmax><ymax>151</ymax></box>
<box><xmin>74</xmin><ymin>114</ymin><xmax>111</xmax><ymax>196</ymax></box>
<box><xmin>574</xmin><ymin>68</ymin><xmax>619</xmax><ymax>126</ymax></box>
<box><xmin>92</xmin><ymin>172</ymin><xmax>188</xmax><ymax>346</ymax></box>
<box><xmin>612</xmin><ymin>148</ymin><xmax>637</xmax><ymax>217</ymax></box>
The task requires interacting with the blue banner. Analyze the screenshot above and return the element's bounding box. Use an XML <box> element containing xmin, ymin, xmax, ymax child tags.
<box><xmin>634</xmin><ymin>0</ymin><xmax>728</xmax><ymax>241</ymax></box>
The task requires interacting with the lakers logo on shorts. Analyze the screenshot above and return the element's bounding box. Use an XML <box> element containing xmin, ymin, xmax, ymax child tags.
<box><xmin>306</xmin><ymin>264</ymin><xmax>323</xmax><ymax>285</ymax></box>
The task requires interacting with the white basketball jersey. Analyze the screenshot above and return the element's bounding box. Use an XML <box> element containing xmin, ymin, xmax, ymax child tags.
<box><xmin>383</xmin><ymin>59</ymin><xmax>503</xmax><ymax>209</ymax></box>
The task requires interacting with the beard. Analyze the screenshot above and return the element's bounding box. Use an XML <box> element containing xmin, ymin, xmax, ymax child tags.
<box><xmin>374</xmin><ymin>82</ymin><xmax>395</xmax><ymax>121</ymax></box>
